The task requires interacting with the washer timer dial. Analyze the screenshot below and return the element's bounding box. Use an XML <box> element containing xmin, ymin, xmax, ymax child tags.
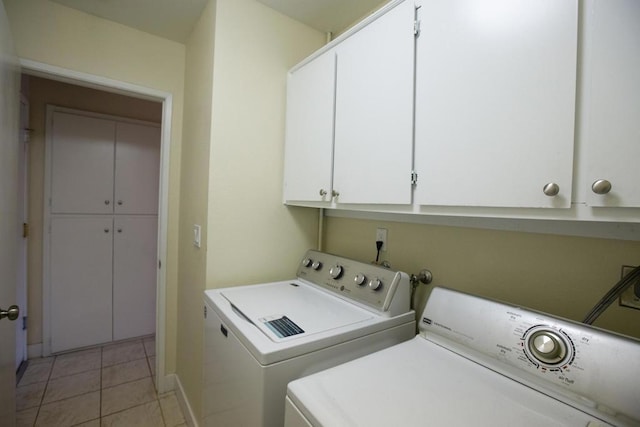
<box><xmin>523</xmin><ymin>326</ymin><xmax>574</xmax><ymax>368</ymax></box>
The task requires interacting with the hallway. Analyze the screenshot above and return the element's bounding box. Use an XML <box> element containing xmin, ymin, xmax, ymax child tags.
<box><xmin>15</xmin><ymin>336</ymin><xmax>185</xmax><ymax>426</ymax></box>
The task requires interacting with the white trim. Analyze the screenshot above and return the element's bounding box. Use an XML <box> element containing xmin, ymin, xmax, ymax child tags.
<box><xmin>27</xmin><ymin>344</ymin><xmax>42</xmax><ymax>360</ymax></box>
<box><xmin>21</xmin><ymin>59</ymin><xmax>171</xmax><ymax>393</ymax></box>
<box><xmin>173</xmin><ymin>374</ymin><xmax>199</xmax><ymax>427</ymax></box>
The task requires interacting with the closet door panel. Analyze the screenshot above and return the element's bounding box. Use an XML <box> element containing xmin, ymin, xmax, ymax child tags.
<box><xmin>51</xmin><ymin>112</ymin><xmax>115</xmax><ymax>213</ymax></box>
<box><xmin>50</xmin><ymin>216</ymin><xmax>113</xmax><ymax>353</ymax></box>
<box><xmin>114</xmin><ymin>123</ymin><xmax>161</xmax><ymax>214</ymax></box>
<box><xmin>113</xmin><ymin>216</ymin><xmax>157</xmax><ymax>340</ymax></box>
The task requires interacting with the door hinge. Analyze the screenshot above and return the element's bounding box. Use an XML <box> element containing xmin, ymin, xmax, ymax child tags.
<box><xmin>414</xmin><ymin>19</ymin><xmax>421</xmax><ymax>37</ymax></box>
<box><xmin>22</xmin><ymin>223</ymin><xmax>29</xmax><ymax>238</ymax></box>
<box><xmin>158</xmin><ymin>260</ymin><xmax>162</xmax><ymax>269</ymax></box>
<box><xmin>411</xmin><ymin>171</ymin><xmax>418</xmax><ymax>185</ymax></box>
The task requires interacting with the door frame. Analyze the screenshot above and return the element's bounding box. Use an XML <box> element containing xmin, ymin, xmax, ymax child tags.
<box><xmin>16</xmin><ymin>94</ymin><xmax>29</xmax><ymax>371</ymax></box>
<box><xmin>21</xmin><ymin>58</ymin><xmax>172</xmax><ymax>393</ymax></box>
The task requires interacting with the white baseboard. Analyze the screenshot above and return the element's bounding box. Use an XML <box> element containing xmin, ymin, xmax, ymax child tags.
<box><xmin>174</xmin><ymin>374</ymin><xmax>199</xmax><ymax>427</ymax></box>
<box><xmin>27</xmin><ymin>343</ymin><xmax>42</xmax><ymax>359</ymax></box>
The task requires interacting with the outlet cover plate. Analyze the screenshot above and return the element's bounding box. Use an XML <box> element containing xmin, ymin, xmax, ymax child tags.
<box><xmin>619</xmin><ymin>265</ymin><xmax>640</xmax><ymax>310</ymax></box>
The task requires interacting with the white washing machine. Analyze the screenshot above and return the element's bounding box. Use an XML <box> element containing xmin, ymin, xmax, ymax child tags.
<box><xmin>285</xmin><ymin>287</ymin><xmax>640</xmax><ymax>427</ymax></box>
<box><xmin>202</xmin><ymin>250</ymin><xmax>415</xmax><ymax>426</ymax></box>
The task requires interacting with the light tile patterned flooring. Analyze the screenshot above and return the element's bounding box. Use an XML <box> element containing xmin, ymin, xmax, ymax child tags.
<box><xmin>15</xmin><ymin>336</ymin><xmax>186</xmax><ymax>427</ymax></box>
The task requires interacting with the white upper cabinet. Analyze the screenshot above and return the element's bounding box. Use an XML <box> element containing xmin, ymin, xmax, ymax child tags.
<box><xmin>283</xmin><ymin>0</ymin><xmax>415</xmax><ymax>206</ymax></box>
<box><xmin>50</xmin><ymin>111</ymin><xmax>160</xmax><ymax>214</ymax></box>
<box><xmin>51</xmin><ymin>112</ymin><xmax>115</xmax><ymax>214</ymax></box>
<box><xmin>115</xmin><ymin>122</ymin><xmax>161</xmax><ymax>214</ymax></box>
<box><xmin>583</xmin><ymin>0</ymin><xmax>640</xmax><ymax>207</ymax></box>
<box><xmin>283</xmin><ymin>50</ymin><xmax>336</xmax><ymax>203</ymax></box>
<box><xmin>332</xmin><ymin>0</ymin><xmax>415</xmax><ymax>204</ymax></box>
<box><xmin>414</xmin><ymin>0</ymin><xmax>578</xmax><ymax>208</ymax></box>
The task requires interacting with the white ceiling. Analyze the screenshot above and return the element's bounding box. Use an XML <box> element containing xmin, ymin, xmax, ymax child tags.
<box><xmin>50</xmin><ymin>0</ymin><xmax>387</xmax><ymax>43</ymax></box>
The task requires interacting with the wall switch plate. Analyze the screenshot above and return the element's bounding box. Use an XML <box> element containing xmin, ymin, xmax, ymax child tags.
<box><xmin>193</xmin><ymin>224</ymin><xmax>201</xmax><ymax>248</ymax></box>
<box><xmin>619</xmin><ymin>265</ymin><xmax>640</xmax><ymax>310</ymax></box>
<box><xmin>376</xmin><ymin>228</ymin><xmax>387</xmax><ymax>252</ymax></box>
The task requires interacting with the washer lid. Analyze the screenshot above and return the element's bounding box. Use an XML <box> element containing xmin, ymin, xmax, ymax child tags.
<box><xmin>287</xmin><ymin>337</ymin><xmax>606</xmax><ymax>427</ymax></box>
<box><xmin>221</xmin><ymin>281</ymin><xmax>372</xmax><ymax>342</ymax></box>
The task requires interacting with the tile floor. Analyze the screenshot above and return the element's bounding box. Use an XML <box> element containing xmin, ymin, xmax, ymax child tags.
<box><xmin>15</xmin><ymin>336</ymin><xmax>186</xmax><ymax>427</ymax></box>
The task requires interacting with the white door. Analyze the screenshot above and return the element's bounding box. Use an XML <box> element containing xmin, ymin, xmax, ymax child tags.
<box><xmin>0</xmin><ymin>1</ymin><xmax>21</xmax><ymax>423</ymax></box>
<box><xmin>332</xmin><ymin>0</ymin><xmax>415</xmax><ymax>204</ymax></box>
<box><xmin>113</xmin><ymin>216</ymin><xmax>157</xmax><ymax>340</ymax></box>
<box><xmin>114</xmin><ymin>122</ymin><xmax>161</xmax><ymax>214</ymax></box>
<box><xmin>584</xmin><ymin>0</ymin><xmax>640</xmax><ymax>207</ymax></box>
<box><xmin>282</xmin><ymin>50</ymin><xmax>336</xmax><ymax>203</ymax></box>
<box><xmin>414</xmin><ymin>0</ymin><xmax>578</xmax><ymax>208</ymax></box>
<box><xmin>50</xmin><ymin>112</ymin><xmax>115</xmax><ymax>214</ymax></box>
<box><xmin>50</xmin><ymin>216</ymin><xmax>113</xmax><ymax>353</ymax></box>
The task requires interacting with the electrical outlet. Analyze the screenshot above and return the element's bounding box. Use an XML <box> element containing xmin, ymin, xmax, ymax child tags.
<box><xmin>619</xmin><ymin>265</ymin><xmax>640</xmax><ymax>310</ymax></box>
<box><xmin>376</xmin><ymin>228</ymin><xmax>387</xmax><ymax>252</ymax></box>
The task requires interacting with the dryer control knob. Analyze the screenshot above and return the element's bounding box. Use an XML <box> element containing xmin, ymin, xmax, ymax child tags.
<box><xmin>354</xmin><ymin>274</ymin><xmax>367</xmax><ymax>286</ymax></box>
<box><xmin>368</xmin><ymin>278</ymin><xmax>383</xmax><ymax>291</ymax></box>
<box><xmin>301</xmin><ymin>258</ymin><xmax>312</xmax><ymax>268</ymax></box>
<box><xmin>329</xmin><ymin>265</ymin><xmax>343</xmax><ymax>279</ymax></box>
<box><xmin>311</xmin><ymin>261</ymin><xmax>322</xmax><ymax>271</ymax></box>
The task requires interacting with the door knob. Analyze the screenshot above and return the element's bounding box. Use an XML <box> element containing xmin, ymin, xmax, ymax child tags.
<box><xmin>0</xmin><ymin>305</ymin><xmax>19</xmax><ymax>321</ymax></box>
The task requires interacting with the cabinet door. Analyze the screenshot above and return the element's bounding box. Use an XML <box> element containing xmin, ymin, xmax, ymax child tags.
<box><xmin>333</xmin><ymin>0</ymin><xmax>415</xmax><ymax>204</ymax></box>
<box><xmin>50</xmin><ymin>216</ymin><xmax>113</xmax><ymax>353</ymax></box>
<box><xmin>51</xmin><ymin>112</ymin><xmax>115</xmax><ymax>213</ymax></box>
<box><xmin>584</xmin><ymin>0</ymin><xmax>640</xmax><ymax>207</ymax></box>
<box><xmin>414</xmin><ymin>0</ymin><xmax>578</xmax><ymax>208</ymax></box>
<box><xmin>283</xmin><ymin>50</ymin><xmax>336</xmax><ymax>203</ymax></box>
<box><xmin>114</xmin><ymin>123</ymin><xmax>161</xmax><ymax>214</ymax></box>
<box><xmin>113</xmin><ymin>216</ymin><xmax>157</xmax><ymax>341</ymax></box>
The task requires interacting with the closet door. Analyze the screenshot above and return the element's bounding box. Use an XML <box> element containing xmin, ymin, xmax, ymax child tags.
<box><xmin>50</xmin><ymin>216</ymin><xmax>113</xmax><ymax>353</ymax></box>
<box><xmin>114</xmin><ymin>123</ymin><xmax>161</xmax><ymax>214</ymax></box>
<box><xmin>50</xmin><ymin>112</ymin><xmax>115</xmax><ymax>214</ymax></box>
<box><xmin>113</xmin><ymin>216</ymin><xmax>158</xmax><ymax>340</ymax></box>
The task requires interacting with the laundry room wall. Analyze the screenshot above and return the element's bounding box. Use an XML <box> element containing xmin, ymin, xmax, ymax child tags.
<box><xmin>4</xmin><ymin>0</ymin><xmax>185</xmax><ymax>374</ymax></box>
<box><xmin>323</xmin><ymin>216</ymin><xmax>640</xmax><ymax>340</ymax></box>
<box><xmin>23</xmin><ymin>75</ymin><xmax>162</xmax><ymax>353</ymax></box>
<box><xmin>174</xmin><ymin>0</ymin><xmax>324</xmax><ymax>420</ymax></box>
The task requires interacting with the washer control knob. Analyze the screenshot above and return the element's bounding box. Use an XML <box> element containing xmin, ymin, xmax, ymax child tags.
<box><xmin>528</xmin><ymin>330</ymin><xmax>567</xmax><ymax>365</ymax></box>
<box><xmin>354</xmin><ymin>274</ymin><xmax>367</xmax><ymax>286</ymax></box>
<box><xmin>329</xmin><ymin>265</ymin><xmax>344</xmax><ymax>279</ymax></box>
<box><xmin>301</xmin><ymin>258</ymin><xmax>312</xmax><ymax>268</ymax></box>
<box><xmin>368</xmin><ymin>278</ymin><xmax>383</xmax><ymax>291</ymax></box>
<box><xmin>311</xmin><ymin>261</ymin><xmax>322</xmax><ymax>271</ymax></box>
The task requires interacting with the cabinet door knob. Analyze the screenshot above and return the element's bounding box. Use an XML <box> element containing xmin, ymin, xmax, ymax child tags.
<box><xmin>543</xmin><ymin>183</ymin><xmax>559</xmax><ymax>197</ymax></box>
<box><xmin>332</xmin><ymin>190</ymin><xmax>340</xmax><ymax>198</ymax></box>
<box><xmin>117</xmin><ymin>228</ymin><xmax>123</xmax><ymax>233</ymax></box>
<box><xmin>104</xmin><ymin>228</ymin><xmax>110</xmax><ymax>233</ymax></box>
<box><xmin>117</xmin><ymin>200</ymin><xmax>123</xmax><ymax>206</ymax></box>
<box><xmin>319</xmin><ymin>189</ymin><xmax>327</xmax><ymax>196</ymax></box>
<box><xmin>104</xmin><ymin>200</ymin><xmax>110</xmax><ymax>205</ymax></box>
<box><xmin>592</xmin><ymin>179</ymin><xmax>612</xmax><ymax>195</ymax></box>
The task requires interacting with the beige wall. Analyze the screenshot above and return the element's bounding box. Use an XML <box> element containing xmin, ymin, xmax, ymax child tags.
<box><xmin>174</xmin><ymin>0</ymin><xmax>324</xmax><ymax>420</ymax></box>
<box><xmin>23</xmin><ymin>75</ymin><xmax>162</xmax><ymax>346</ymax></box>
<box><xmin>5</xmin><ymin>0</ymin><xmax>185</xmax><ymax>373</ymax></box>
<box><xmin>324</xmin><ymin>216</ymin><xmax>640</xmax><ymax>339</ymax></box>
<box><xmin>176</xmin><ymin>0</ymin><xmax>216</xmax><ymax>420</ymax></box>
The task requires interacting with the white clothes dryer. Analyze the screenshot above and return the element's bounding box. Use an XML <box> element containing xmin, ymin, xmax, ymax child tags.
<box><xmin>286</xmin><ymin>287</ymin><xmax>640</xmax><ymax>427</ymax></box>
<box><xmin>202</xmin><ymin>250</ymin><xmax>415</xmax><ymax>426</ymax></box>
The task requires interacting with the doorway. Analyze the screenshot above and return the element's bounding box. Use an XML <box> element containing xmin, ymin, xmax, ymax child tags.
<box><xmin>19</xmin><ymin>59</ymin><xmax>172</xmax><ymax>394</ymax></box>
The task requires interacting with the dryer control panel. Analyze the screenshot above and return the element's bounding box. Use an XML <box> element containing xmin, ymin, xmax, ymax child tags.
<box><xmin>296</xmin><ymin>250</ymin><xmax>411</xmax><ymax>317</ymax></box>
<box><xmin>420</xmin><ymin>287</ymin><xmax>640</xmax><ymax>425</ymax></box>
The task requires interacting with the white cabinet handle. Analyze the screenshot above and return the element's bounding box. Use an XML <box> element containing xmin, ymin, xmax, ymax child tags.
<box><xmin>543</xmin><ymin>183</ymin><xmax>559</xmax><ymax>197</ymax></box>
<box><xmin>592</xmin><ymin>179</ymin><xmax>612</xmax><ymax>195</ymax></box>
